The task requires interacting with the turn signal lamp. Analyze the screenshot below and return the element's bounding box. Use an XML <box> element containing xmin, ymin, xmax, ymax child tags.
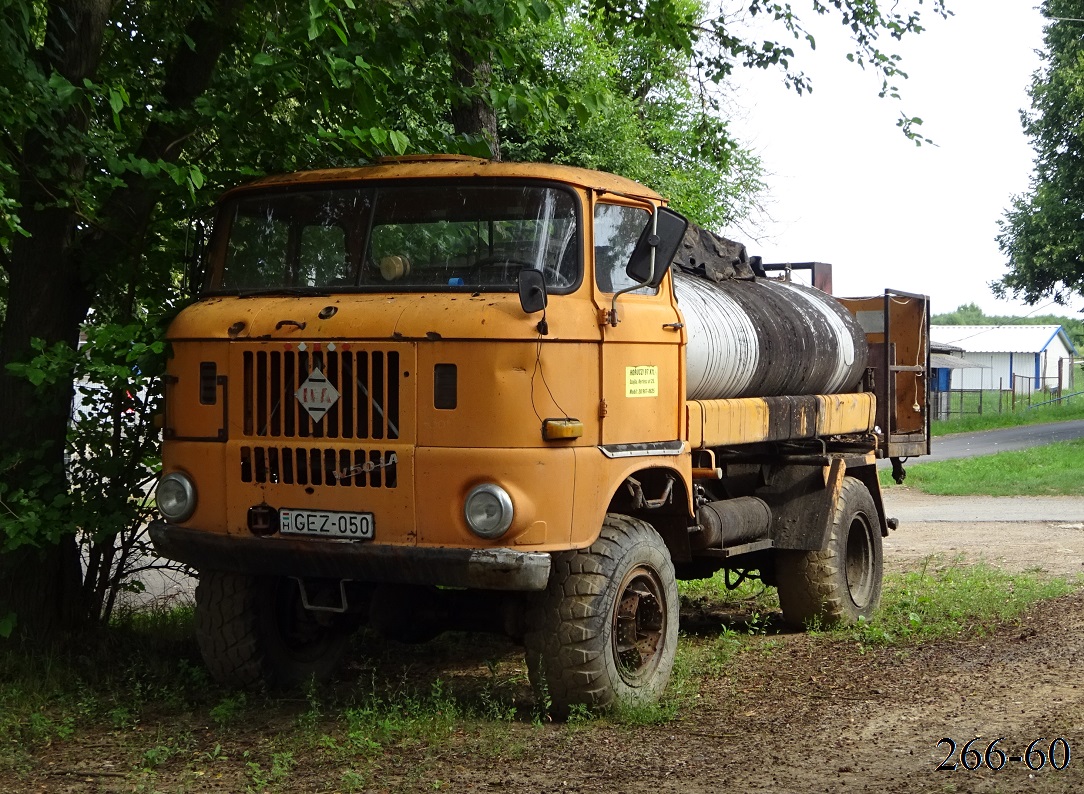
<box><xmin>542</xmin><ymin>418</ymin><xmax>583</xmax><ymax>441</ymax></box>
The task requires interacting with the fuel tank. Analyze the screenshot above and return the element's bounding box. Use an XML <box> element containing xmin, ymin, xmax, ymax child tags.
<box><xmin>673</xmin><ymin>269</ymin><xmax>869</xmax><ymax>400</ymax></box>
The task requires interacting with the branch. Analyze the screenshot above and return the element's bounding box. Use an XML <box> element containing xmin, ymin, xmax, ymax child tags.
<box><xmin>82</xmin><ymin>0</ymin><xmax>248</xmax><ymax>260</ymax></box>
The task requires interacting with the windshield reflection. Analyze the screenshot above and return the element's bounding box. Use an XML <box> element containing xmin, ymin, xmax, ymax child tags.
<box><xmin>212</xmin><ymin>182</ymin><xmax>581</xmax><ymax>294</ymax></box>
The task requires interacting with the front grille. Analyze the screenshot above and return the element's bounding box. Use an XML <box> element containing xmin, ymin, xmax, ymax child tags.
<box><xmin>242</xmin><ymin>348</ymin><xmax>400</xmax><ymax>440</ymax></box>
<box><xmin>240</xmin><ymin>446</ymin><xmax>398</xmax><ymax>488</ymax></box>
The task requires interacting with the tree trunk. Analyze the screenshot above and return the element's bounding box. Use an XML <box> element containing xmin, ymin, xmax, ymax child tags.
<box><xmin>451</xmin><ymin>46</ymin><xmax>501</xmax><ymax>160</ymax></box>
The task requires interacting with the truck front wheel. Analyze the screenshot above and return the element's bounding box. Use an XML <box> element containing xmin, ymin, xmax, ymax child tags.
<box><xmin>525</xmin><ymin>514</ymin><xmax>679</xmax><ymax>717</ymax></box>
<box><xmin>195</xmin><ymin>572</ymin><xmax>352</xmax><ymax>688</ymax></box>
<box><xmin>775</xmin><ymin>477</ymin><xmax>883</xmax><ymax>628</ymax></box>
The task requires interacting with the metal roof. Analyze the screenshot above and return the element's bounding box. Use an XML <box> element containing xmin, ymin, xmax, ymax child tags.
<box><xmin>930</xmin><ymin>353</ymin><xmax>983</xmax><ymax>369</ymax></box>
<box><xmin>222</xmin><ymin>157</ymin><xmax>665</xmax><ymax>203</ymax></box>
<box><xmin>930</xmin><ymin>325</ymin><xmax>1078</xmax><ymax>355</ymax></box>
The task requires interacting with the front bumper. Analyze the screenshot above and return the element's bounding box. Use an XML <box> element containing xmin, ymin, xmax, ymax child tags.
<box><xmin>149</xmin><ymin>521</ymin><xmax>552</xmax><ymax>592</ymax></box>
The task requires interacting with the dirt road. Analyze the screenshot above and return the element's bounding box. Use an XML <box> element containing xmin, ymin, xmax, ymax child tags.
<box><xmin>12</xmin><ymin>492</ymin><xmax>1084</xmax><ymax>793</ymax></box>
<box><xmin>883</xmin><ymin>486</ymin><xmax>1084</xmax><ymax>577</ymax></box>
<box><xmin>417</xmin><ymin>492</ymin><xmax>1084</xmax><ymax>794</ymax></box>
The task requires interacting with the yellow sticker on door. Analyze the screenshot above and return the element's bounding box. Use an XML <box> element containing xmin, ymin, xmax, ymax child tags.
<box><xmin>626</xmin><ymin>365</ymin><xmax>659</xmax><ymax>398</ymax></box>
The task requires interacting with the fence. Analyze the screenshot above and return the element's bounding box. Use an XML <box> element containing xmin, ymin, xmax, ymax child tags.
<box><xmin>930</xmin><ymin>374</ymin><xmax>1079</xmax><ymax>420</ymax></box>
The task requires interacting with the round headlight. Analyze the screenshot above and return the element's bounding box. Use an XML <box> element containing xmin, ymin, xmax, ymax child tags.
<box><xmin>156</xmin><ymin>472</ymin><xmax>197</xmax><ymax>523</ymax></box>
<box><xmin>464</xmin><ymin>483</ymin><xmax>514</xmax><ymax>539</ymax></box>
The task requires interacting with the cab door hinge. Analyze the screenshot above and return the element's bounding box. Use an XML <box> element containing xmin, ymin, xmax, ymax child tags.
<box><xmin>598</xmin><ymin>398</ymin><xmax>609</xmax><ymax>418</ymax></box>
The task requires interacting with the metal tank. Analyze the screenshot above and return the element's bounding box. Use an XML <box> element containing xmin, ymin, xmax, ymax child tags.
<box><xmin>673</xmin><ymin>269</ymin><xmax>869</xmax><ymax>401</ymax></box>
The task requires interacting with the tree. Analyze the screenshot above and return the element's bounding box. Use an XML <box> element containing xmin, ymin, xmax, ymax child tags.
<box><xmin>0</xmin><ymin>0</ymin><xmax>950</xmax><ymax>643</ymax></box>
<box><xmin>502</xmin><ymin>1</ymin><xmax>766</xmax><ymax>229</ymax></box>
<box><xmin>997</xmin><ymin>1</ymin><xmax>1084</xmax><ymax>305</ymax></box>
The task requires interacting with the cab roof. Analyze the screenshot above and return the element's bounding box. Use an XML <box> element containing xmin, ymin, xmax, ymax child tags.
<box><xmin>222</xmin><ymin>155</ymin><xmax>666</xmax><ymax>203</ymax></box>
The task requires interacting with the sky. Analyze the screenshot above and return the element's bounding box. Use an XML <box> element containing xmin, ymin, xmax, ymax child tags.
<box><xmin>723</xmin><ymin>0</ymin><xmax>1071</xmax><ymax>319</ymax></box>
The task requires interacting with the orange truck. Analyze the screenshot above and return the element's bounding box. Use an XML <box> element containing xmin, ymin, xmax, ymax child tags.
<box><xmin>150</xmin><ymin>156</ymin><xmax>929</xmax><ymax>714</ymax></box>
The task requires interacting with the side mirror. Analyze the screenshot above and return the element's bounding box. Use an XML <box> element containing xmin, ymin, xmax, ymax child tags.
<box><xmin>625</xmin><ymin>207</ymin><xmax>689</xmax><ymax>288</ymax></box>
<box><xmin>517</xmin><ymin>269</ymin><xmax>547</xmax><ymax>315</ymax></box>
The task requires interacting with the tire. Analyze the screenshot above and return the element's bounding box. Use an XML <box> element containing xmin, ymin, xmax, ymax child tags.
<box><xmin>775</xmin><ymin>477</ymin><xmax>883</xmax><ymax>628</ymax></box>
<box><xmin>524</xmin><ymin>514</ymin><xmax>679</xmax><ymax>718</ymax></box>
<box><xmin>195</xmin><ymin>572</ymin><xmax>353</xmax><ymax>688</ymax></box>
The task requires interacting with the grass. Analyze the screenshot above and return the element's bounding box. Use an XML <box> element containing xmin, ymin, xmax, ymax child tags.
<box><xmin>931</xmin><ymin>392</ymin><xmax>1084</xmax><ymax>436</ymax></box>
<box><xmin>882</xmin><ymin>437</ymin><xmax>1084</xmax><ymax>495</ymax></box>
<box><xmin>837</xmin><ymin>559</ymin><xmax>1074</xmax><ymax>646</ymax></box>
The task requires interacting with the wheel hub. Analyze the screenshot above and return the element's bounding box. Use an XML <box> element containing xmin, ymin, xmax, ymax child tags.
<box><xmin>612</xmin><ymin>566</ymin><xmax>667</xmax><ymax>685</ymax></box>
<box><xmin>845</xmin><ymin>516</ymin><xmax>875</xmax><ymax>607</ymax></box>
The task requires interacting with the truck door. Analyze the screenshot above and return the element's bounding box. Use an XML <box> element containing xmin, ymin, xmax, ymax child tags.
<box><xmin>592</xmin><ymin>200</ymin><xmax>684</xmax><ymax>447</ymax></box>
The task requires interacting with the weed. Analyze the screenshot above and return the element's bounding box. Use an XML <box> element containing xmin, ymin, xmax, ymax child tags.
<box><xmin>210</xmin><ymin>692</ymin><xmax>247</xmax><ymax>728</ymax></box>
<box><xmin>142</xmin><ymin>743</ymin><xmax>177</xmax><ymax>769</ymax></box>
<box><xmin>341</xmin><ymin>769</ymin><xmax>368</xmax><ymax>792</ymax></box>
<box><xmin>109</xmin><ymin>705</ymin><xmax>135</xmax><ymax>729</ymax></box>
<box><xmin>244</xmin><ymin>749</ymin><xmax>295</xmax><ymax>791</ymax></box>
<box><xmin>26</xmin><ymin>711</ymin><xmax>75</xmax><ymax>743</ymax></box>
<box><xmin>746</xmin><ymin>611</ymin><xmax>769</xmax><ymax>636</ymax></box>
<box><xmin>297</xmin><ymin>680</ymin><xmax>323</xmax><ymax>732</ymax></box>
<box><xmin>202</xmin><ymin>743</ymin><xmax>227</xmax><ymax>762</ymax></box>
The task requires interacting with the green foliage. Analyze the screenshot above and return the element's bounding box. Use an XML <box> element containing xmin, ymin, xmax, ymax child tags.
<box><xmin>502</xmin><ymin>4</ymin><xmax>765</xmax><ymax>229</ymax></box>
<box><xmin>0</xmin><ymin>319</ymin><xmax>176</xmax><ymax>623</ymax></box>
<box><xmin>997</xmin><ymin>1</ymin><xmax>1084</xmax><ymax>304</ymax></box>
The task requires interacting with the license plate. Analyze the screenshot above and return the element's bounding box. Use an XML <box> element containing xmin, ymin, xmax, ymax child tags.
<box><xmin>279</xmin><ymin>508</ymin><xmax>374</xmax><ymax>540</ymax></box>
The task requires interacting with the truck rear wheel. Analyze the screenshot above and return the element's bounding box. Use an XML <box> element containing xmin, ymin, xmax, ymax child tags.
<box><xmin>775</xmin><ymin>477</ymin><xmax>883</xmax><ymax>628</ymax></box>
<box><xmin>195</xmin><ymin>571</ymin><xmax>352</xmax><ymax>688</ymax></box>
<box><xmin>524</xmin><ymin>514</ymin><xmax>679</xmax><ymax>718</ymax></box>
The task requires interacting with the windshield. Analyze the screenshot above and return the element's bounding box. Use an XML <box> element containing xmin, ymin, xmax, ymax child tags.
<box><xmin>210</xmin><ymin>182</ymin><xmax>581</xmax><ymax>293</ymax></box>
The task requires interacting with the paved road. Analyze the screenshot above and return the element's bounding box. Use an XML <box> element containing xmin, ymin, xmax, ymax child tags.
<box><xmin>923</xmin><ymin>418</ymin><xmax>1084</xmax><ymax>463</ymax></box>
<box><xmin>883</xmin><ymin>487</ymin><xmax>1084</xmax><ymax>522</ymax></box>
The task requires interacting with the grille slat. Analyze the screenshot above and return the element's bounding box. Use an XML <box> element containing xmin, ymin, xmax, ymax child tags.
<box><xmin>242</xmin><ymin>348</ymin><xmax>402</xmax><ymax>441</ymax></box>
<box><xmin>239</xmin><ymin>445</ymin><xmax>398</xmax><ymax>488</ymax></box>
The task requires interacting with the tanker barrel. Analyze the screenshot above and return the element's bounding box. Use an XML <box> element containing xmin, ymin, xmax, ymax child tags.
<box><xmin>668</xmin><ymin>222</ymin><xmax>868</xmax><ymax>401</ymax></box>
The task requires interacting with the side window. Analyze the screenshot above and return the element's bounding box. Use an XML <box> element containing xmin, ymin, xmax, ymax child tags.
<box><xmin>594</xmin><ymin>203</ymin><xmax>655</xmax><ymax>295</ymax></box>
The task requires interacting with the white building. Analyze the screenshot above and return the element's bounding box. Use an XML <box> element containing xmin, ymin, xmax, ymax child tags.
<box><xmin>930</xmin><ymin>325</ymin><xmax>1077</xmax><ymax>393</ymax></box>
